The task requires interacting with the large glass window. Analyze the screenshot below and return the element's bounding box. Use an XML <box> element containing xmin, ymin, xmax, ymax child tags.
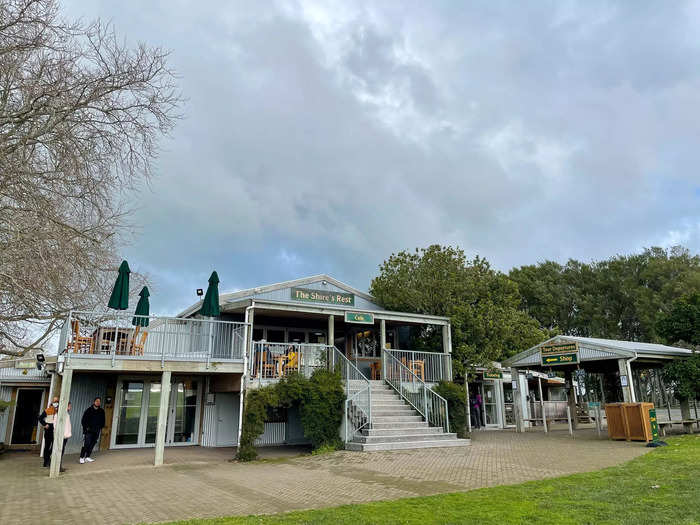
<box><xmin>171</xmin><ymin>380</ymin><xmax>198</xmax><ymax>443</ymax></box>
<box><xmin>116</xmin><ymin>381</ymin><xmax>144</xmax><ymax>445</ymax></box>
<box><xmin>144</xmin><ymin>382</ymin><xmax>162</xmax><ymax>444</ymax></box>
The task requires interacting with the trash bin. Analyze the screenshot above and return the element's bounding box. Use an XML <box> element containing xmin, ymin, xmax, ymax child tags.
<box><xmin>605</xmin><ymin>402</ymin><xmax>655</xmax><ymax>442</ymax></box>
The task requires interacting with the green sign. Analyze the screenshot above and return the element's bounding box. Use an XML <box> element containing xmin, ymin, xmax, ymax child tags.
<box><xmin>344</xmin><ymin>311</ymin><xmax>374</xmax><ymax>324</ymax></box>
<box><xmin>649</xmin><ymin>408</ymin><xmax>660</xmax><ymax>442</ymax></box>
<box><xmin>541</xmin><ymin>353</ymin><xmax>579</xmax><ymax>366</ymax></box>
<box><xmin>483</xmin><ymin>371</ymin><xmax>503</xmax><ymax>380</ymax></box>
<box><xmin>541</xmin><ymin>342</ymin><xmax>578</xmax><ymax>356</ymax></box>
<box><xmin>290</xmin><ymin>287</ymin><xmax>354</xmax><ymax>306</ymax></box>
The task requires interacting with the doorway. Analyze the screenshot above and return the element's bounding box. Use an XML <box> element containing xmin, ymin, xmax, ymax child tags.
<box><xmin>502</xmin><ymin>382</ymin><xmax>515</xmax><ymax>427</ymax></box>
<box><xmin>112</xmin><ymin>378</ymin><xmax>202</xmax><ymax>448</ymax></box>
<box><xmin>11</xmin><ymin>389</ymin><xmax>45</xmax><ymax>445</ymax></box>
<box><xmin>482</xmin><ymin>382</ymin><xmax>500</xmax><ymax>427</ymax></box>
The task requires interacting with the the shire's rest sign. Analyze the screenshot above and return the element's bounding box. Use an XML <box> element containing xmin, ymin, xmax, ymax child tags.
<box><xmin>290</xmin><ymin>287</ymin><xmax>355</xmax><ymax>306</ymax></box>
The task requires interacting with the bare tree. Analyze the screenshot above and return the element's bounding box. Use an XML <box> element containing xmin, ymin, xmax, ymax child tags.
<box><xmin>0</xmin><ymin>0</ymin><xmax>181</xmax><ymax>356</ymax></box>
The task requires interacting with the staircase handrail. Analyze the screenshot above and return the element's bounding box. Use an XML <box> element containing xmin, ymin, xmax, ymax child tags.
<box><xmin>329</xmin><ymin>346</ymin><xmax>372</xmax><ymax>442</ymax></box>
<box><xmin>383</xmin><ymin>350</ymin><xmax>450</xmax><ymax>433</ymax></box>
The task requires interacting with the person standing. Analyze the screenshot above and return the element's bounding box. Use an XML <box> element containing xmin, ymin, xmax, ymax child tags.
<box><xmin>60</xmin><ymin>402</ymin><xmax>73</xmax><ymax>472</ymax></box>
<box><xmin>39</xmin><ymin>397</ymin><xmax>59</xmax><ymax>467</ymax></box>
<box><xmin>80</xmin><ymin>397</ymin><xmax>105</xmax><ymax>464</ymax></box>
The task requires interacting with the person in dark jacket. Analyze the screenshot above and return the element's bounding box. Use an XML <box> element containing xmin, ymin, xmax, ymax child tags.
<box><xmin>80</xmin><ymin>397</ymin><xmax>105</xmax><ymax>463</ymax></box>
<box><xmin>39</xmin><ymin>397</ymin><xmax>60</xmax><ymax>467</ymax></box>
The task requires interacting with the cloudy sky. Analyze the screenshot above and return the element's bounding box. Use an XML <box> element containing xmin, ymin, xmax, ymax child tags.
<box><xmin>63</xmin><ymin>0</ymin><xmax>700</xmax><ymax>313</ymax></box>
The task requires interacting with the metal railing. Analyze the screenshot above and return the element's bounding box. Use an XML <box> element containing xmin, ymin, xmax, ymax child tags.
<box><xmin>385</xmin><ymin>349</ymin><xmax>452</xmax><ymax>382</ymax></box>
<box><xmin>61</xmin><ymin>310</ymin><xmax>247</xmax><ymax>365</ymax></box>
<box><xmin>384</xmin><ymin>350</ymin><xmax>450</xmax><ymax>433</ymax></box>
<box><xmin>328</xmin><ymin>346</ymin><xmax>372</xmax><ymax>442</ymax></box>
<box><xmin>249</xmin><ymin>342</ymin><xmax>332</xmax><ymax>380</ymax></box>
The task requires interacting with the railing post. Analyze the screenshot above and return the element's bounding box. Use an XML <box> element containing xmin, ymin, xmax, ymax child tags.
<box><xmin>258</xmin><ymin>344</ymin><xmax>263</xmax><ymax>387</ymax></box>
<box><xmin>423</xmin><ymin>385</ymin><xmax>428</xmax><ymax>423</ymax></box>
<box><xmin>161</xmin><ymin>320</ymin><xmax>166</xmax><ymax>369</ymax></box>
<box><xmin>111</xmin><ymin>313</ymin><xmax>118</xmax><ymax>367</ymax></box>
<box><xmin>368</xmin><ymin>386</ymin><xmax>372</xmax><ymax>429</ymax></box>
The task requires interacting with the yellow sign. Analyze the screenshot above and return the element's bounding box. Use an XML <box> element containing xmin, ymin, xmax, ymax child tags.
<box><xmin>540</xmin><ymin>342</ymin><xmax>578</xmax><ymax>356</ymax></box>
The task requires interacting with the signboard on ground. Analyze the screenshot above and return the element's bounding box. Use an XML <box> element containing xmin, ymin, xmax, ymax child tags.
<box><xmin>540</xmin><ymin>342</ymin><xmax>579</xmax><ymax>366</ymax></box>
<box><xmin>291</xmin><ymin>287</ymin><xmax>354</xmax><ymax>306</ymax></box>
<box><xmin>344</xmin><ymin>311</ymin><xmax>375</xmax><ymax>324</ymax></box>
<box><xmin>483</xmin><ymin>371</ymin><xmax>503</xmax><ymax>380</ymax></box>
<box><xmin>648</xmin><ymin>408</ymin><xmax>660</xmax><ymax>442</ymax></box>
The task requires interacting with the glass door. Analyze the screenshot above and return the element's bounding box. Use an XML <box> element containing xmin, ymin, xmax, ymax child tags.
<box><xmin>502</xmin><ymin>382</ymin><xmax>515</xmax><ymax>427</ymax></box>
<box><xmin>482</xmin><ymin>382</ymin><xmax>499</xmax><ymax>427</ymax></box>
<box><xmin>115</xmin><ymin>381</ymin><xmax>145</xmax><ymax>445</ymax></box>
<box><xmin>144</xmin><ymin>382</ymin><xmax>163</xmax><ymax>444</ymax></box>
<box><xmin>167</xmin><ymin>379</ymin><xmax>200</xmax><ymax>444</ymax></box>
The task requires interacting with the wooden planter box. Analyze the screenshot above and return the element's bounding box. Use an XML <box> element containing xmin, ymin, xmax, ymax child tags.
<box><xmin>605</xmin><ymin>402</ymin><xmax>655</xmax><ymax>442</ymax></box>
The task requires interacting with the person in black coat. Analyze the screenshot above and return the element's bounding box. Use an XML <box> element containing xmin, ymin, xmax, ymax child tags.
<box><xmin>80</xmin><ymin>397</ymin><xmax>105</xmax><ymax>463</ymax></box>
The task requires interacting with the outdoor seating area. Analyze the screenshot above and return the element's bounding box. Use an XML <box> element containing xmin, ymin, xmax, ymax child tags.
<box><xmin>65</xmin><ymin>320</ymin><xmax>148</xmax><ymax>356</ymax></box>
<box><xmin>250</xmin><ymin>341</ymin><xmax>330</xmax><ymax>380</ymax></box>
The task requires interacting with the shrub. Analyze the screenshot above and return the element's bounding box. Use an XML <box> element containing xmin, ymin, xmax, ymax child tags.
<box><xmin>236</xmin><ymin>369</ymin><xmax>345</xmax><ymax>461</ymax></box>
<box><xmin>433</xmin><ymin>380</ymin><xmax>468</xmax><ymax>438</ymax></box>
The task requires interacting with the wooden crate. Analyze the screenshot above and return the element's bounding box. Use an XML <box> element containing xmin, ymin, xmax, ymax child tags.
<box><xmin>605</xmin><ymin>403</ymin><xmax>628</xmax><ymax>440</ymax></box>
<box><xmin>623</xmin><ymin>402</ymin><xmax>655</xmax><ymax>442</ymax></box>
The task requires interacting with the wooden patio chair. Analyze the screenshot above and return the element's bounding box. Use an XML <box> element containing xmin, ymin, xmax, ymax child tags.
<box><xmin>282</xmin><ymin>350</ymin><xmax>300</xmax><ymax>375</ymax></box>
<box><xmin>409</xmin><ymin>360</ymin><xmax>425</xmax><ymax>381</ymax></box>
<box><xmin>260</xmin><ymin>349</ymin><xmax>276</xmax><ymax>378</ymax></box>
<box><xmin>130</xmin><ymin>326</ymin><xmax>148</xmax><ymax>356</ymax></box>
<box><xmin>68</xmin><ymin>319</ymin><xmax>94</xmax><ymax>354</ymax></box>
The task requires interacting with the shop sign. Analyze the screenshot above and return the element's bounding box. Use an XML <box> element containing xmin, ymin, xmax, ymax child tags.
<box><xmin>540</xmin><ymin>342</ymin><xmax>579</xmax><ymax>366</ymax></box>
<box><xmin>290</xmin><ymin>287</ymin><xmax>354</xmax><ymax>306</ymax></box>
<box><xmin>483</xmin><ymin>371</ymin><xmax>503</xmax><ymax>380</ymax></box>
<box><xmin>344</xmin><ymin>311</ymin><xmax>374</xmax><ymax>324</ymax></box>
<box><xmin>649</xmin><ymin>408</ymin><xmax>660</xmax><ymax>442</ymax></box>
<box><xmin>14</xmin><ymin>361</ymin><xmax>35</xmax><ymax>369</ymax></box>
<box><xmin>541</xmin><ymin>353</ymin><xmax>579</xmax><ymax>366</ymax></box>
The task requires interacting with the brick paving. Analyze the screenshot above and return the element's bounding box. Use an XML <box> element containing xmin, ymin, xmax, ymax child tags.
<box><xmin>0</xmin><ymin>428</ymin><xmax>648</xmax><ymax>525</ymax></box>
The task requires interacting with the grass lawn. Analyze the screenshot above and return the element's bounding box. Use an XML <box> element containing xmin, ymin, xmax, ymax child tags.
<box><xmin>168</xmin><ymin>435</ymin><xmax>700</xmax><ymax>525</ymax></box>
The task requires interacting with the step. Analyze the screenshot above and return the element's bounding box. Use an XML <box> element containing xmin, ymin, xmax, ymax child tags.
<box><xmin>346</xmin><ymin>438</ymin><xmax>471</xmax><ymax>452</ymax></box>
<box><xmin>356</xmin><ymin>433</ymin><xmax>460</xmax><ymax>444</ymax></box>
<box><xmin>371</xmin><ymin>415</ymin><xmax>424</xmax><ymax>423</ymax></box>
<box><xmin>371</xmin><ymin>421</ymin><xmax>430</xmax><ymax>429</ymax></box>
<box><xmin>362</xmin><ymin>426</ymin><xmax>442</xmax><ymax>437</ymax></box>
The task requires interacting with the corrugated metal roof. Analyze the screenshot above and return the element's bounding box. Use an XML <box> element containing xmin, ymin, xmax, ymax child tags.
<box><xmin>504</xmin><ymin>335</ymin><xmax>694</xmax><ymax>368</ymax></box>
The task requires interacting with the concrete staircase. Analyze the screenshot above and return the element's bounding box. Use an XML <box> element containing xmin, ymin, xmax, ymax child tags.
<box><xmin>346</xmin><ymin>381</ymin><xmax>470</xmax><ymax>452</ymax></box>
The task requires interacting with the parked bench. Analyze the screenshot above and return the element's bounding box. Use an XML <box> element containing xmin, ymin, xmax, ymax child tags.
<box><xmin>657</xmin><ymin>419</ymin><xmax>700</xmax><ymax>436</ymax></box>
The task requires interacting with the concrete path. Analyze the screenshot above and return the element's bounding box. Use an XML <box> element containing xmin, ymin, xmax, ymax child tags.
<box><xmin>0</xmin><ymin>429</ymin><xmax>648</xmax><ymax>525</ymax></box>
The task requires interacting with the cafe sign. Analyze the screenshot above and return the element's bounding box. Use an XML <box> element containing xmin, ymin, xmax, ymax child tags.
<box><xmin>483</xmin><ymin>371</ymin><xmax>503</xmax><ymax>380</ymax></box>
<box><xmin>540</xmin><ymin>342</ymin><xmax>579</xmax><ymax>366</ymax></box>
<box><xmin>344</xmin><ymin>312</ymin><xmax>375</xmax><ymax>324</ymax></box>
<box><xmin>291</xmin><ymin>287</ymin><xmax>354</xmax><ymax>306</ymax></box>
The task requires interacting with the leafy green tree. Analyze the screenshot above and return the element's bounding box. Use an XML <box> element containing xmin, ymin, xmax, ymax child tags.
<box><xmin>656</xmin><ymin>293</ymin><xmax>700</xmax><ymax>346</ymax></box>
<box><xmin>662</xmin><ymin>352</ymin><xmax>700</xmax><ymax>401</ymax></box>
<box><xmin>371</xmin><ymin>245</ymin><xmax>546</xmax><ymax>376</ymax></box>
<box><xmin>510</xmin><ymin>246</ymin><xmax>700</xmax><ymax>342</ymax></box>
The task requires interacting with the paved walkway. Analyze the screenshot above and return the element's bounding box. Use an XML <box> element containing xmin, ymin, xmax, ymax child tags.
<box><xmin>0</xmin><ymin>429</ymin><xmax>648</xmax><ymax>525</ymax></box>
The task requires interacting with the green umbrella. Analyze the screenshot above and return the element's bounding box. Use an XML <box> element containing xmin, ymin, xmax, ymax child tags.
<box><xmin>107</xmin><ymin>260</ymin><xmax>131</xmax><ymax>310</ymax></box>
<box><xmin>132</xmin><ymin>286</ymin><xmax>150</xmax><ymax>327</ymax></box>
<box><xmin>200</xmin><ymin>271</ymin><xmax>220</xmax><ymax>317</ymax></box>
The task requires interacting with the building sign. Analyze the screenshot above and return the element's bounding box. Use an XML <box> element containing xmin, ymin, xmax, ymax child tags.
<box><xmin>344</xmin><ymin>312</ymin><xmax>374</xmax><ymax>324</ymax></box>
<box><xmin>540</xmin><ymin>342</ymin><xmax>579</xmax><ymax>366</ymax></box>
<box><xmin>290</xmin><ymin>287</ymin><xmax>354</xmax><ymax>306</ymax></box>
<box><xmin>14</xmin><ymin>361</ymin><xmax>35</xmax><ymax>369</ymax></box>
<box><xmin>483</xmin><ymin>371</ymin><xmax>503</xmax><ymax>380</ymax></box>
<box><xmin>648</xmin><ymin>408</ymin><xmax>660</xmax><ymax>442</ymax></box>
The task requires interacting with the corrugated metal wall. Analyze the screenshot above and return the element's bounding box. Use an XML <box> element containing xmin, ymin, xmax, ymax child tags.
<box><xmin>254</xmin><ymin>422</ymin><xmax>285</xmax><ymax>445</ymax></box>
<box><xmin>0</xmin><ymin>386</ymin><xmax>11</xmax><ymax>444</ymax></box>
<box><xmin>201</xmin><ymin>403</ymin><xmax>217</xmax><ymax>447</ymax></box>
<box><xmin>63</xmin><ymin>374</ymin><xmax>109</xmax><ymax>454</ymax></box>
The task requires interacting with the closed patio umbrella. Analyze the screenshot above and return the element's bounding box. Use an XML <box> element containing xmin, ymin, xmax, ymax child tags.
<box><xmin>132</xmin><ymin>286</ymin><xmax>150</xmax><ymax>327</ymax></box>
<box><xmin>107</xmin><ymin>260</ymin><xmax>131</xmax><ymax>310</ymax></box>
<box><xmin>199</xmin><ymin>271</ymin><xmax>220</xmax><ymax>317</ymax></box>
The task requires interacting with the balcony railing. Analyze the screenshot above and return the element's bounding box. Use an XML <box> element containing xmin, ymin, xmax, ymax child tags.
<box><xmin>385</xmin><ymin>349</ymin><xmax>452</xmax><ymax>383</ymax></box>
<box><xmin>249</xmin><ymin>341</ymin><xmax>332</xmax><ymax>380</ymax></box>
<box><xmin>59</xmin><ymin>310</ymin><xmax>248</xmax><ymax>365</ymax></box>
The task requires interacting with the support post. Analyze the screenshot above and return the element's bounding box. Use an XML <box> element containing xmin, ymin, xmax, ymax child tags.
<box><xmin>442</xmin><ymin>324</ymin><xmax>453</xmax><ymax>380</ymax></box>
<box><xmin>328</xmin><ymin>314</ymin><xmax>334</xmax><ymax>348</ymax></box>
<box><xmin>565</xmin><ymin>369</ymin><xmax>578</xmax><ymax>430</ymax></box>
<box><xmin>595</xmin><ymin>405</ymin><xmax>602</xmax><ymax>437</ymax></box>
<box><xmin>538</xmin><ymin>376</ymin><xmax>547</xmax><ymax>433</ymax></box>
<box><xmin>465</xmin><ymin>379</ymin><xmax>472</xmax><ymax>433</ymax></box>
<box><xmin>566</xmin><ymin>405</ymin><xmax>573</xmax><ymax>436</ymax></box>
<box><xmin>511</xmin><ymin>368</ymin><xmax>524</xmax><ymax>433</ymax></box>
<box><xmin>49</xmin><ymin>367</ymin><xmax>73</xmax><ymax>478</ymax></box>
<box><xmin>617</xmin><ymin>359</ymin><xmax>633</xmax><ymax>403</ymax></box>
<box><xmin>379</xmin><ymin>319</ymin><xmax>386</xmax><ymax>380</ymax></box>
<box><xmin>154</xmin><ymin>370</ymin><xmax>172</xmax><ymax>467</ymax></box>
<box><xmin>40</xmin><ymin>370</ymin><xmax>60</xmax><ymax>459</ymax></box>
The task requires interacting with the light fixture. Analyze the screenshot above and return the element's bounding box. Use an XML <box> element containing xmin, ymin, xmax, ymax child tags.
<box><xmin>196</xmin><ymin>288</ymin><xmax>204</xmax><ymax>297</ymax></box>
<box><xmin>36</xmin><ymin>353</ymin><xmax>45</xmax><ymax>370</ymax></box>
